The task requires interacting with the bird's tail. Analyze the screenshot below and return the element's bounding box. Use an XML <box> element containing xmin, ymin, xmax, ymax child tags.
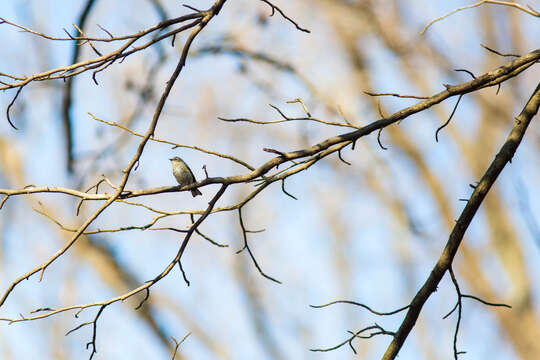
<box><xmin>191</xmin><ymin>188</ymin><xmax>202</xmax><ymax>197</ymax></box>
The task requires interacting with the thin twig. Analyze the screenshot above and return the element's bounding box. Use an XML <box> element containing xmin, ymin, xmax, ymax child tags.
<box><xmin>364</xmin><ymin>90</ymin><xmax>429</xmax><ymax>100</ymax></box>
<box><xmin>421</xmin><ymin>1</ymin><xmax>540</xmax><ymax>35</ymax></box>
<box><xmin>259</xmin><ymin>0</ymin><xmax>310</xmax><ymax>33</ymax></box>
<box><xmin>170</xmin><ymin>332</ymin><xmax>192</xmax><ymax>359</ymax></box>
<box><xmin>436</xmin><ymin>94</ymin><xmax>464</xmax><ymax>142</ymax></box>
<box><xmin>237</xmin><ymin>208</ymin><xmax>281</xmax><ymax>284</ymax></box>
<box><xmin>481</xmin><ymin>43</ymin><xmax>520</xmax><ymax>57</ymax></box>
<box><xmin>311</xmin><ymin>300</ymin><xmax>409</xmax><ymax>316</ymax></box>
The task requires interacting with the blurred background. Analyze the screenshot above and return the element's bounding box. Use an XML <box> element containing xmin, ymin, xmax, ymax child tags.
<box><xmin>1</xmin><ymin>0</ymin><xmax>539</xmax><ymax>359</ymax></box>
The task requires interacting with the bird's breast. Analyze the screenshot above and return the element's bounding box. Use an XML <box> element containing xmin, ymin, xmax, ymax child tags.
<box><xmin>173</xmin><ymin>166</ymin><xmax>193</xmax><ymax>185</ymax></box>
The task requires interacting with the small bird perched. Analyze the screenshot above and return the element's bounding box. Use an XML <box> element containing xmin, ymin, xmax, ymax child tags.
<box><xmin>169</xmin><ymin>156</ymin><xmax>202</xmax><ymax>197</ymax></box>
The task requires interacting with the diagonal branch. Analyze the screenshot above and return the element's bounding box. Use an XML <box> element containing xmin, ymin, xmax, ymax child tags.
<box><xmin>0</xmin><ymin>0</ymin><xmax>228</xmax><ymax>309</ymax></box>
<box><xmin>382</xmin><ymin>82</ymin><xmax>540</xmax><ymax>360</ymax></box>
<box><xmin>0</xmin><ymin>184</ymin><xmax>228</xmax><ymax>325</ymax></box>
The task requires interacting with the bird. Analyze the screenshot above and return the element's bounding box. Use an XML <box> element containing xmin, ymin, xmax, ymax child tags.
<box><xmin>169</xmin><ymin>156</ymin><xmax>202</xmax><ymax>197</ymax></box>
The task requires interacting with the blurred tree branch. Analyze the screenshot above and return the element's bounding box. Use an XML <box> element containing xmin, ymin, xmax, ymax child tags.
<box><xmin>1</xmin><ymin>1</ymin><xmax>539</xmax><ymax>359</ymax></box>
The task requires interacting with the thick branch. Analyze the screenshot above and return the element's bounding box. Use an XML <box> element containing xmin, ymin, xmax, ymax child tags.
<box><xmin>382</xmin><ymin>82</ymin><xmax>540</xmax><ymax>359</ymax></box>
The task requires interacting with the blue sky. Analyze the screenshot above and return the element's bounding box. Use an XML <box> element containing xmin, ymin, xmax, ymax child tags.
<box><xmin>1</xmin><ymin>1</ymin><xmax>539</xmax><ymax>359</ymax></box>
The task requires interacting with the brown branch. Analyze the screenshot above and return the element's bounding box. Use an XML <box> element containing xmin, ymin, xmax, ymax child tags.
<box><xmin>90</xmin><ymin>113</ymin><xmax>254</xmax><ymax>170</ymax></box>
<box><xmin>310</xmin><ymin>300</ymin><xmax>410</xmax><ymax>316</ymax></box>
<box><xmin>170</xmin><ymin>332</ymin><xmax>192</xmax><ymax>360</ymax></box>
<box><xmin>86</xmin><ymin>305</ymin><xmax>106</xmax><ymax>360</ymax></box>
<box><xmin>0</xmin><ymin>0</ymin><xmax>228</xmax><ymax>310</ymax></box>
<box><xmin>34</xmin><ymin>183</ymin><xmax>273</xmax><ymax>238</ymax></box>
<box><xmin>259</xmin><ymin>0</ymin><xmax>310</xmax><ymax>33</ymax></box>
<box><xmin>377</xmin><ymin>127</ymin><xmax>388</xmax><ymax>150</ymax></box>
<box><xmin>0</xmin><ymin>13</ymin><xmax>202</xmax><ymax>43</ymax></box>
<box><xmin>2</xmin><ymin>48</ymin><xmax>539</xmax><ymax>203</ymax></box>
<box><xmin>287</xmin><ymin>98</ymin><xmax>311</xmax><ymax>117</ymax></box>
<box><xmin>178</xmin><ymin>261</ymin><xmax>190</xmax><ymax>286</ymax></box>
<box><xmin>421</xmin><ymin>1</ymin><xmax>540</xmax><ymax>35</ymax></box>
<box><xmin>337</xmin><ymin>148</ymin><xmax>352</xmax><ymax>165</ymax></box>
<box><xmin>62</xmin><ymin>0</ymin><xmax>99</xmax><ymax>173</ymax></box>
<box><xmin>236</xmin><ymin>208</ymin><xmax>281</xmax><ymax>284</ymax></box>
<box><xmin>0</xmin><ymin>14</ymin><xmax>204</xmax><ymax>91</ymax></box>
<box><xmin>218</xmin><ymin>103</ymin><xmax>359</xmax><ymax>128</ymax></box>
<box><xmin>6</xmin><ymin>85</ymin><xmax>23</xmax><ymax>130</ymax></box>
<box><xmin>0</xmin><ymin>183</ymin><xmax>228</xmax><ymax>325</ymax></box>
<box><xmin>445</xmin><ymin>268</ymin><xmax>465</xmax><ymax>359</ymax></box>
<box><xmin>435</xmin><ymin>94</ymin><xmax>464</xmax><ymax>142</ymax></box>
<box><xmin>454</xmin><ymin>68</ymin><xmax>476</xmax><ymax>80</ymax></box>
<box><xmin>382</xmin><ymin>82</ymin><xmax>540</xmax><ymax>359</ymax></box>
<box><xmin>189</xmin><ymin>213</ymin><xmax>229</xmax><ymax>247</ymax></box>
<box><xmin>0</xmin><ymin>195</ymin><xmax>8</xmax><ymax>210</ymax></box>
<box><xmin>364</xmin><ymin>91</ymin><xmax>429</xmax><ymax>100</ymax></box>
<box><xmin>481</xmin><ymin>43</ymin><xmax>520</xmax><ymax>58</ymax></box>
<box><xmin>76</xmin><ymin>178</ymin><xmax>106</xmax><ymax>215</ymax></box>
<box><xmin>311</xmin><ymin>324</ymin><xmax>394</xmax><ymax>353</ymax></box>
<box><xmin>461</xmin><ymin>294</ymin><xmax>512</xmax><ymax>308</ymax></box>
<box><xmin>0</xmin><ymin>48</ymin><xmax>538</xmax><ymax>320</ymax></box>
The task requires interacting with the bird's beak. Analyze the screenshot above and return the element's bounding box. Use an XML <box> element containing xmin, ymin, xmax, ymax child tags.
<box><xmin>169</xmin><ymin>158</ymin><xmax>173</xmax><ymax>161</ymax></box>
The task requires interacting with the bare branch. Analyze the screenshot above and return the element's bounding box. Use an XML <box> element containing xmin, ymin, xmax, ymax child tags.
<box><xmin>436</xmin><ymin>94</ymin><xmax>464</xmax><ymax>142</ymax></box>
<box><xmin>311</xmin><ymin>300</ymin><xmax>410</xmax><ymax>316</ymax></box>
<box><xmin>0</xmin><ymin>0</ymin><xmax>228</xmax><ymax>310</ymax></box>
<box><xmin>421</xmin><ymin>1</ymin><xmax>540</xmax><ymax>34</ymax></box>
<box><xmin>382</xmin><ymin>82</ymin><xmax>540</xmax><ymax>360</ymax></box>
<box><xmin>311</xmin><ymin>324</ymin><xmax>394</xmax><ymax>353</ymax></box>
<box><xmin>259</xmin><ymin>0</ymin><xmax>310</xmax><ymax>33</ymax></box>
<box><xmin>236</xmin><ymin>208</ymin><xmax>281</xmax><ymax>284</ymax></box>
<box><xmin>481</xmin><ymin>43</ymin><xmax>520</xmax><ymax>58</ymax></box>
<box><xmin>6</xmin><ymin>86</ymin><xmax>23</xmax><ymax>129</ymax></box>
<box><xmin>170</xmin><ymin>332</ymin><xmax>192</xmax><ymax>359</ymax></box>
<box><xmin>364</xmin><ymin>90</ymin><xmax>429</xmax><ymax>100</ymax></box>
<box><xmin>90</xmin><ymin>113</ymin><xmax>255</xmax><ymax>170</ymax></box>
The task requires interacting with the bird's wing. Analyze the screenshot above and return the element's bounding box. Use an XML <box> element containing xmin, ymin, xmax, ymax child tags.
<box><xmin>185</xmin><ymin>161</ymin><xmax>197</xmax><ymax>182</ymax></box>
